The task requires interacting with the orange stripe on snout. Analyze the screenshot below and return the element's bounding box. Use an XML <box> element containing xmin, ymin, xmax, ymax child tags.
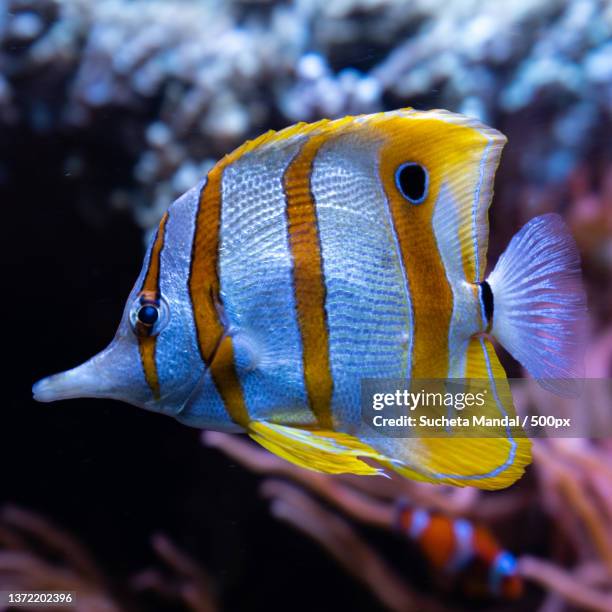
<box><xmin>283</xmin><ymin>135</ymin><xmax>334</xmax><ymax>429</ymax></box>
<box><xmin>138</xmin><ymin>212</ymin><xmax>168</xmax><ymax>399</ymax></box>
<box><xmin>188</xmin><ymin>159</ymin><xmax>250</xmax><ymax>427</ymax></box>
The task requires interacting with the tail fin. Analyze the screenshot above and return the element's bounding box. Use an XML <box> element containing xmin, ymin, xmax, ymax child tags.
<box><xmin>486</xmin><ymin>214</ymin><xmax>586</xmax><ymax>396</ymax></box>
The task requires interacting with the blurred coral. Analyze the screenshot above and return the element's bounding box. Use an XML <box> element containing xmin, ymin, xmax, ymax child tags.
<box><xmin>0</xmin><ymin>506</ymin><xmax>120</xmax><ymax>611</ymax></box>
<box><xmin>204</xmin><ymin>421</ymin><xmax>612</xmax><ymax>611</ymax></box>
<box><xmin>0</xmin><ymin>506</ymin><xmax>220</xmax><ymax>611</ymax></box>
<box><xmin>132</xmin><ymin>533</ymin><xmax>219</xmax><ymax>612</ymax></box>
<box><xmin>0</xmin><ymin>0</ymin><xmax>610</xmax><ymax>237</ymax></box>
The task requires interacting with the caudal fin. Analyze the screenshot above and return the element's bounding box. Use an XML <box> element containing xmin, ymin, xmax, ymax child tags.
<box><xmin>486</xmin><ymin>214</ymin><xmax>586</xmax><ymax>396</ymax></box>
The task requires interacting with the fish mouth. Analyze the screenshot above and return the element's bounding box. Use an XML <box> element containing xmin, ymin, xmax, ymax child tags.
<box><xmin>32</xmin><ymin>374</ymin><xmax>72</xmax><ymax>403</ymax></box>
<box><xmin>32</xmin><ymin>355</ymin><xmax>109</xmax><ymax>403</ymax></box>
<box><xmin>32</xmin><ymin>335</ymin><xmax>145</xmax><ymax>405</ymax></box>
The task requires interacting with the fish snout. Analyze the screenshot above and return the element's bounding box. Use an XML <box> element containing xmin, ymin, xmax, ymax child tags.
<box><xmin>32</xmin><ymin>354</ymin><xmax>110</xmax><ymax>403</ymax></box>
<box><xmin>32</xmin><ymin>336</ymin><xmax>149</xmax><ymax>406</ymax></box>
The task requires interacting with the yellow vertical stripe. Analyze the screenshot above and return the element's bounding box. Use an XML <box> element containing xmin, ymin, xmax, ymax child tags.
<box><xmin>375</xmin><ymin>119</ymin><xmax>454</xmax><ymax>378</ymax></box>
<box><xmin>187</xmin><ymin>125</ymin><xmax>332</xmax><ymax>427</ymax></box>
<box><xmin>284</xmin><ymin>134</ymin><xmax>334</xmax><ymax>429</ymax></box>
<box><xmin>188</xmin><ymin>160</ymin><xmax>250</xmax><ymax>427</ymax></box>
<box><xmin>138</xmin><ymin>212</ymin><xmax>168</xmax><ymax>399</ymax></box>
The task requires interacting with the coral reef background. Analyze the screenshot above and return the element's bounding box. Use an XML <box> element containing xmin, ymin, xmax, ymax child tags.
<box><xmin>2</xmin><ymin>0</ymin><xmax>611</xmax><ymax>236</ymax></box>
<box><xmin>3</xmin><ymin>0</ymin><xmax>611</xmax><ymax>610</ymax></box>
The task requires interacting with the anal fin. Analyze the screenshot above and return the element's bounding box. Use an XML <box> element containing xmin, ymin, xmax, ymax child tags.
<box><xmin>247</xmin><ymin>338</ymin><xmax>532</xmax><ymax>490</ymax></box>
<box><xmin>391</xmin><ymin>337</ymin><xmax>532</xmax><ymax>490</ymax></box>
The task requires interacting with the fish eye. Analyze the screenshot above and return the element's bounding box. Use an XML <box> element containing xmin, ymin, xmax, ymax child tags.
<box><xmin>395</xmin><ymin>162</ymin><xmax>429</xmax><ymax>204</ymax></box>
<box><xmin>138</xmin><ymin>304</ymin><xmax>159</xmax><ymax>326</ymax></box>
<box><xmin>130</xmin><ymin>295</ymin><xmax>169</xmax><ymax>337</ymax></box>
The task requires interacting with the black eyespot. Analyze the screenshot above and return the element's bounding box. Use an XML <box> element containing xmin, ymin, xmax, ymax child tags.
<box><xmin>137</xmin><ymin>304</ymin><xmax>159</xmax><ymax>326</ymax></box>
<box><xmin>395</xmin><ymin>163</ymin><xmax>429</xmax><ymax>204</ymax></box>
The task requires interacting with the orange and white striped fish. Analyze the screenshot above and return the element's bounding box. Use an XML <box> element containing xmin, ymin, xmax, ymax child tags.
<box><xmin>33</xmin><ymin>109</ymin><xmax>585</xmax><ymax>490</ymax></box>
<box><xmin>395</xmin><ymin>500</ymin><xmax>523</xmax><ymax>599</ymax></box>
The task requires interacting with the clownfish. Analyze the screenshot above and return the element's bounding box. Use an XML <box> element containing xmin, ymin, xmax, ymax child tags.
<box><xmin>33</xmin><ymin>109</ymin><xmax>585</xmax><ymax>490</ymax></box>
<box><xmin>395</xmin><ymin>500</ymin><xmax>523</xmax><ymax>599</ymax></box>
